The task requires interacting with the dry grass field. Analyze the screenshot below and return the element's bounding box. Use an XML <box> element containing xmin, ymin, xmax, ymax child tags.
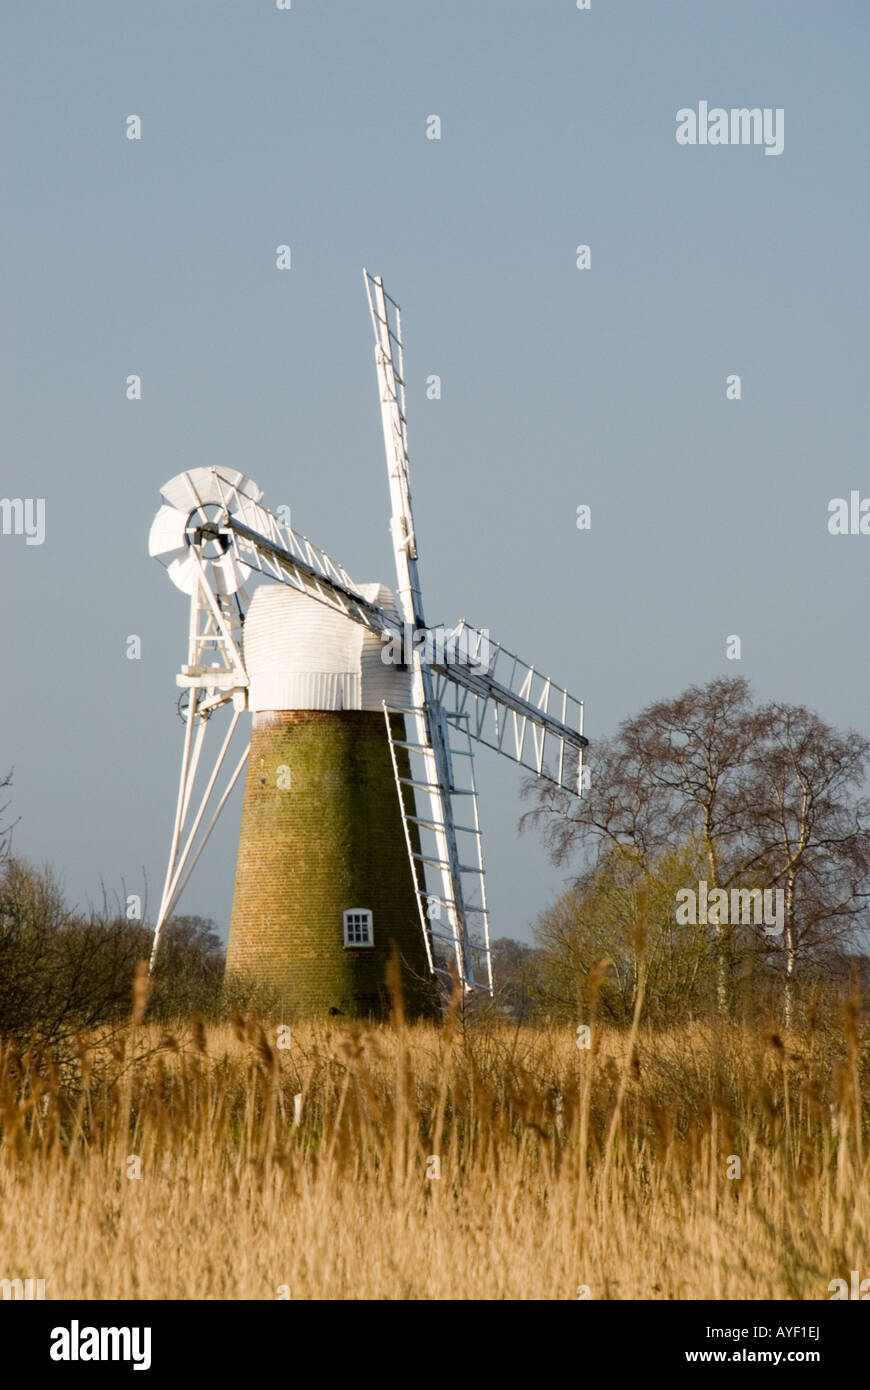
<box><xmin>1</xmin><ymin>979</ymin><xmax>868</xmax><ymax>1301</ymax></box>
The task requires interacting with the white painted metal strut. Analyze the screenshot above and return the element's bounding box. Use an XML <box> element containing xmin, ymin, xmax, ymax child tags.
<box><xmin>224</xmin><ymin>513</ymin><xmax>400</xmax><ymax>641</ymax></box>
<box><xmin>431</xmin><ymin>622</ymin><xmax>586</xmax><ymax>793</ymax></box>
<box><xmin>382</xmin><ymin>703</ymin><xmax>435</xmax><ymax>978</ymax></box>
<box><xmin>148</xmin><ymin>554</ymin><xmax>250</xmax><ymax>974</ymax></box>
<box><xmin>383</xmin><ymin>703</ymin><xmax>492</xmax><ymax>992</ymax></box>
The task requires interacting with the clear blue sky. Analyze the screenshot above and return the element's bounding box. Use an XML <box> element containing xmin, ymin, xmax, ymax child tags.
<box><xmin>2</xmin><ymin>0</ymin><xmax>868</xmax><ymax>944</ymax></box>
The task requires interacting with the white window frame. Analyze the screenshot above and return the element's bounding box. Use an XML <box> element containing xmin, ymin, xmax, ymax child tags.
<box><xmin>343</xmin><ymin>908</ymin><xmax>374</xmax><ymax>948</ymax></box>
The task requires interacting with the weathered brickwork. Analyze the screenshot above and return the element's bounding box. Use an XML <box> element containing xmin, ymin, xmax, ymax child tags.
<box><xmin>226</xmin><ymin>709</ymin><xmax>436</xmax><ymax>1019</ymax></box>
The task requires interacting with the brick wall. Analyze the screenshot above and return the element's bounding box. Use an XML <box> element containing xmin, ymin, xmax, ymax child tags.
<box><xmin>225</xmin><ymin>709</ymin><xmax>436</xmax><ymax>1019</ymax></box>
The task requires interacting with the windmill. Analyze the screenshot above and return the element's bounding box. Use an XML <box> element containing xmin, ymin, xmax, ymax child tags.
<box><xmin>147</xmin><ymin>272</ymin><xmax>587</xmax><ymax>1017</ymax></box>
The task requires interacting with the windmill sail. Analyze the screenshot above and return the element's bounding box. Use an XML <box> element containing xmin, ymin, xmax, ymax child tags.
<box><xmin>364</xmin><ymin>270</ymin><xmax>477</xmax><ymax>989</ymax></box>
<box><xmin>363</xmin><ymin>271</ymin><xmax>587</xmax><ymax>993</ymax></box>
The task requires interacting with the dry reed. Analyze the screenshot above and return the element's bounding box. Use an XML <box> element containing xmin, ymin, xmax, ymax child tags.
<box><xmin>0</xmin><ymin>999</ymin><xmax>868</xmax><ymax>1300</ymax></box>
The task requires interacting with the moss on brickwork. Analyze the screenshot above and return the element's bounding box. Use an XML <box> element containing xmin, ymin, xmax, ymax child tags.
<box><xmin>226</xmin><ymin>710</ymin><xmax>436</xmax><ymax>1019</ymax></box>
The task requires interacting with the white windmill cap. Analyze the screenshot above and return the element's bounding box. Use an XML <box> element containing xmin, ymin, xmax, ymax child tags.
<box><xmin>243</xmin><ymin>582</ymin><xmax>412</xmax><ymax>713</ymax></box>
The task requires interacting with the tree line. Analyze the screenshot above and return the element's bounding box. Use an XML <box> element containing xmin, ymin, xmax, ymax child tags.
<box><xmin>2</xmin><ymin>676</ymin><xmax>869</xmax><ymax>1040</ymax></box>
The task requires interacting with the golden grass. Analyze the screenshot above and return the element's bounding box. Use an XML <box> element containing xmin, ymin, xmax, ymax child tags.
<box><xmin>0</xmin><ymin>1002</ymin><xmax>868</xmax><ymax>1300</ymax></box>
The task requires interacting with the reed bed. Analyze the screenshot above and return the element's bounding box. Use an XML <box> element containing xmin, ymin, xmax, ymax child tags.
<box><xmin>0</xmin><ymin>995</ymin><xmax>868</xmax><ymax>1299</ymax></box>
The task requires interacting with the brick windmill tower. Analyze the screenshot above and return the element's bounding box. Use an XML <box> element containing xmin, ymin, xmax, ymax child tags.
<box><xmin>147</xmin><ymin>273</ymin><xmax>587</xmax><ymax>1017</ymax></box>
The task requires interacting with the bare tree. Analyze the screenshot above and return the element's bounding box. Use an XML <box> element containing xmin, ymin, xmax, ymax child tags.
<box><xmin>487</xmin><ymin>937</ymin><xmax>544</xmax><ymax>1021</ymax></box>
<box><xmin>0</xmin><ymin>855</ymin><xmax>228</xmax><ymax>1044</ymax></box>
<box><xmin>0</xmin><ymin>857</ymin><xmax>152</xmax><ymax>1045</ymax></box>
<box><xmin>523</xmin><ymin>678</ymin><xmax>870</xmax><ymax>1023</ymax></box>
<box><xmin>744</xmin><ymin>703</ymin><xmax>870</xmax><ymax>1025</ymax></box>
<box><xmin>0</xmin><ymin>771</ymin><xmax>14</xmax><ymax>867</ymax></box>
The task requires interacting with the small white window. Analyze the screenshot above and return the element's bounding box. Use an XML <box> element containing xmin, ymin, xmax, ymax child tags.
<box><xmin>343</xmin><ymin>909</ymin><xmax>373</xmax><ymax>948</ymax></box>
